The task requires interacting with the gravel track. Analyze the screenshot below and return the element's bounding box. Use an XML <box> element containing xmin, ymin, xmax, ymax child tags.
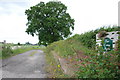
<box><xmin>1</xmin><ymin>50</ymin><xmax>46</xmax><ymax>78</ymax></box>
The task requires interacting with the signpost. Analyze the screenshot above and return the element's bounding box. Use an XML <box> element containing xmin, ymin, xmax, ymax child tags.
<box><xmin>103</xmin><ymin>38</ymin><xmax>113</xmax><ymax>51</ymax></box>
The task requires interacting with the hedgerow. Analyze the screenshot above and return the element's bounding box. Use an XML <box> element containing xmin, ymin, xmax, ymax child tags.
<box><xmin>73</xmin><ymin>26</ymin><xmax>120</xmax><ymax>49</ymax></box>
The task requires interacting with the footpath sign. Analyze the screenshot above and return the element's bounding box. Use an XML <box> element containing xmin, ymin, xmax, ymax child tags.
<box><xmin>103</xmin><ymin>38</ymin><xmax>113</xmax><ymax>51</ymax></box>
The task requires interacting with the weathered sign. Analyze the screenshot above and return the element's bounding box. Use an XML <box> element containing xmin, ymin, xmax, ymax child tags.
<box><xmin>103</xmin><ymin>38</ymin><xmax>113</xmax><ymax>51</ymax></box>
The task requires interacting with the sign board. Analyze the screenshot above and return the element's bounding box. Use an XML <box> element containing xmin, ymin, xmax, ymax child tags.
<box><xmin>103</xmin><ymin>38</ymin><xmax>113</xmax><ymax>51</ymax></box>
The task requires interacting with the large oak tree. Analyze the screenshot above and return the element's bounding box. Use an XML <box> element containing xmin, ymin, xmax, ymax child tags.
<box><xmin>25</xmin><ymin>1</ymin><xmax>74</xmax><ymax>46</ymax></box>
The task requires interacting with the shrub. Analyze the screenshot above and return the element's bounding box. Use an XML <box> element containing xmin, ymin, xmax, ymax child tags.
<box><xmin>2</xmin><ymin>45</ymin><xmax>13</xmax><ymax>58</ymax></box>
<box><xmin>76</xmin><ymin>50</ymin><xmax>120</xmax><ymax>78</ymax></box>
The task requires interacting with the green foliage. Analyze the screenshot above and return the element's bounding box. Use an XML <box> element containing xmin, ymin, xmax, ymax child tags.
<box><xmin>2</xmin><ymin>44</ymin><xmax>13</xmax><ymax>59</ymax></box>
<box><xmin>118</xmin><ymin>40</ymin><xmax>120</xmax><ymax>51</ymax></box>
<box><xmin>0</xmin><ymin>44</ymin><xmax>3</xmax><ymax>59</ymax></box>
<box><xmin>76</xmin><ymin>51</ymin><xmax>120</xmax><ymax>78</ymax></box>
<box><xmin>74</xmin><ymin>26</ymin><xmax>120</xmax><ymax>49</ymax></box>
<box><xmin>25</xmin><ymin>1</ymin><xmax>74</xmax><ymax>46</ymax></box>
<box><xmin>94</xmin><ymin>26</ymin><xmax>120</xmax><ymax>32</ymax></box>
<box><xmin>117</xmin><ymin>35</ymin><xmax>120</xmax><ymax>51</ymax></box>
<box><xmin>75</xmin><ymin>31</ymin><xmax>96</xmax><ymax>49</ymax></box>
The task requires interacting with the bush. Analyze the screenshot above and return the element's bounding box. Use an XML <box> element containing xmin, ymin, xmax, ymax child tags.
<box><xmin>76</xmin><ymin>50</ymin><xmax>120</xmax><ymax>78</ymax></box>
<box><xmin>2</xmin><ymin>45</ymin><xmax>13</xmax><ymax>58</ymax></box>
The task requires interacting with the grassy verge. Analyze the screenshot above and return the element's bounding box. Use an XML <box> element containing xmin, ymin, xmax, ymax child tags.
<box><xmin>44</xmin><ymin>32</ymin><xmax>119</xmax><ymax>78</ymax></box>
<box><xmin>0</xmin><ymin>43</ymin><xmax>3</xmax><ymax>59</ymax></box>
<box><xmin>45</xmin><ymin>50</ymin><xmax>69</xmax><ymax>78</ymax></box>
<box><xmin>44</xmin><ymin>36</ymin><xmax>96</xmax><ymax>78</ymax></box>
<box><xmin>46</xmin><ymin>37</ymin><xmax>95</xmax><ymax>58</ymax></box>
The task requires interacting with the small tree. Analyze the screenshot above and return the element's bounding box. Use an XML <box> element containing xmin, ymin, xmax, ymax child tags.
<box><xmin>18</xmin><ymin>42</ymin><xmax>20</xmax><ymax>46</ymax></box>
<box><xmin>25</xmin><ymin>1</ymin><xmax>74</xmax><ymax>46</ymax></box>
<box><xmin>25</xmin><ymin>42</ymin><xmax>31</xmax><ymax>45</ymax></box>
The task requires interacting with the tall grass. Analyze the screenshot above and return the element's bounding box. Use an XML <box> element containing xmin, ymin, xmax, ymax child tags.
<box><xmin>0</xmin><ymin>43</ymin><xmax>3</xmax><ymax>59</ymax></box>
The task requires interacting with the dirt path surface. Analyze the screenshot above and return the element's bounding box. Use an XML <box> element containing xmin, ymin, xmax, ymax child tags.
<box><xmin>1</xmin><ymin>50</ymin><xmax>46</xmax><ymax>78</ymax></box>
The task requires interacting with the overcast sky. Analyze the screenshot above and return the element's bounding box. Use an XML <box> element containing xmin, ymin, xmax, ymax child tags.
<box><xmin>0</xmin><ymin>0</ymin><xmax>119</xmax><ymax>44</ymax></box>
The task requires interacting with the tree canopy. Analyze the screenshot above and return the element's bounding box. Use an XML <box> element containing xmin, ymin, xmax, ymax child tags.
<box><xmin>25</xmin><ymin>1</ymin><xmax>74</xmax><ymax>46</ymax></box>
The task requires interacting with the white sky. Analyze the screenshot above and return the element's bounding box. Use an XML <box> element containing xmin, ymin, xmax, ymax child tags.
<box><xmin>0</xmin><ymin>0</ymin><xmax>119</xmax><ymax>44</ymax></box>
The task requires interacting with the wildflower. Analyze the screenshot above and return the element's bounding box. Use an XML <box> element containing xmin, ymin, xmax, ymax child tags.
<box><xmin>57</xmin><ymin>65</ymin><xmax>61</xmax><ymax>67</ymax></box>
